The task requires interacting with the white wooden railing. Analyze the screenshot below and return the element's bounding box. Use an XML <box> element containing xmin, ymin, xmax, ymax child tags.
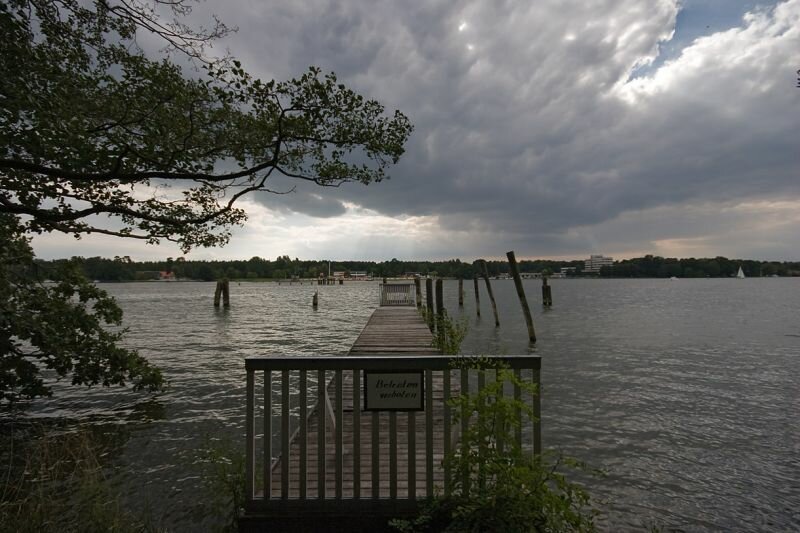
<box><xmin>243</xmin><ymin>355</ymin><xmax>541</xmax><ymax>516</ymax></box>
<box><xmin>379</xmin><ymin>283</ymin><xmax>415</xmax><ymax>306</ymax></box>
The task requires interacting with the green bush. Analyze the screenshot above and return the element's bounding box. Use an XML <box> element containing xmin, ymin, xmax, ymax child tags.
<box><xmin>419</xmin><ymin>308</ymin><xmax>468</xmax><ymax>356</ymax></box>
<box><xmin>392</xmin><ymin>362</ymin><xmax>598</xmax><ymax>533</ymax></box>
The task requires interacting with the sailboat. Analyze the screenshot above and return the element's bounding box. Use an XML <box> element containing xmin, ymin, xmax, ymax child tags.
<box><xmin>736</xmin><ymin>266</ymin><xmax>745</xmax><ymax>279</ymax></box>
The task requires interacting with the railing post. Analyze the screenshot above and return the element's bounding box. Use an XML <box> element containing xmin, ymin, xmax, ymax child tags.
<box><xmin>443</xmin><ymin>369</ymin><xmax>451</xmax><ymax>497</ymax></box>
<box><xmin>389</xmin><ymin>412</ymin><xmax>397</xmax><ymax>499</ymax></box>
<box><xmin>318</xmin><ymin>369</ymin><xmax>326</xmax><ymax>500</ymax></box>
<box><xmin>281</xmin><ymin>370</ymin><xmax>290</xmax><ymax>500</ymax></box>
<box><xmin>335</xmin><ymin>370</ymin><xmax>343</xmax><ymax>499</ymax></box>
<box><xmin>533</xmin><ymin>364</ymin><xmax>542</xmax><ymax>457</ymax></box>
<box><xmin>299</xmin><ymin>370</ymin><xmax>307</xmax><ymax>500</ymax></box>
<box><xmin>372</xmin><ymin>411</ymin><xmax>380</xmax><ymax>499</ymax></box>
<box><xmin>264</xmin><ymin>371</ymin><xmax>272</xmax><ymax>500</ymax></box>
<box><xmin>425</xmin><ymin>370</ymin><xmax>434</xmax><ymax>498</ymax></box>
<box><xmin>245</xmin><ymin>369</ymin><xmax>255</xmax><ymax>502</ymax></box>
<box><xmin>353</xmin><ymin>370</ymin><xmax>361</xmax><ymax>499</ymax></box>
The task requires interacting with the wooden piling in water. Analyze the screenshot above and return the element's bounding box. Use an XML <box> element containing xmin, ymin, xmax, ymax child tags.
<box><xmin>458</xmin><ymin>278</ymin><xmax>464</xmax><ymax>307</ymax></box>
<box><xmin>542</xmin><ymin>278</ymin><xmax>553</xmax><ymax>307</ymax></box>
<box><xmin>414</xmin><ymin>277</ymin><xmax>422</xmax><ymax>308</ymax></box>
<box><xmin>425</xmin><ymin>277</ymin><xmax>434</xmax><ymax>331</ymax></box>
<box><xmin>435</xmin><ymin>279</ymin><xmax>444</xmax><ymax>317</ymax></box>
<box><xmin>473</xmin><ymin>274</ymin><xmax>480</xmax><ymax>317</ymax></box>
<box><xmin>435</xmin><ymin>278</ymin><xmax>445</xmax><ymax>345</ymax></box>
<box><xmin>425</xmin><ymin>278</ymin><xmax>434</xmax><ymax>313</ymax></box>
<box><xmin>506</xmin><ymin>251</ymin><xmax>536</xmax><ymax>343</ymax></box>
<box><xmin>312</xmin><ymin>291</ymin><xmax>318</xmax><ymax>308</ymax></box>
<box><xmin>214</xmin><ymin>281</ymin><xmax>222</xmax><ymax>307</ymax></box>
<box><xmin>214</xmin><ymin>279</ymin><xmax>230</xmax><ymax>308</ymax></box>
<box><xmin>480</xmin><ymin>261</ymin><xmax>500</xmax><ymax>327</ymax></box>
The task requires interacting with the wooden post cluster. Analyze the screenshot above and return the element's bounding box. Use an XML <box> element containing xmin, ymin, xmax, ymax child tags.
<box><xmin>214</xmin><ymin>279</ymin><xmax>230</xmax><ymax>308</ymax></box>
<box><xmin>542</xmin><ymin>277</ymin><xmax>553</xmax><ymax>307</ymax></box>
<box><xmin>414</xmin><ymin>277</ymin><xmax>422</xmax><ymax>308</ymax></box>
<box><xmin>480</xmin><ymin>261</ymin><xmax>500</xmax><ymax>327</ymax></box>
<box><xmin>507</xmin><ymin>251</ymin><xmax>536</xmax><ymax>343</ymax></box>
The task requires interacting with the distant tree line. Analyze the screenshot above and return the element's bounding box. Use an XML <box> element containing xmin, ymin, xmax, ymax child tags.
<box><xmin>35</xmin><ymin>256</ymin><xmax>584</xmax><ymax>281</ymax></box>
<box><xmin>597</xmin><ymin>255</ymin><xmax>800</xmax><ymax>278</ymax></box>
<box><xmin>35</xmin><ymin>254</ymin><xmax>800</xmax><ymax>282</ymax></box>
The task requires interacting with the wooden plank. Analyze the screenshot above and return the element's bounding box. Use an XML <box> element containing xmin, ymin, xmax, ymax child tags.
<box><xmin>349</xmin><ymin>307</ymin><xmax>439</xmax><ymax>358</ymax></box>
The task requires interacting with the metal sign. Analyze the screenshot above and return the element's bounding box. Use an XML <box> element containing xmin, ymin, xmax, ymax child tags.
<box><xmin>363</xmin><ymin>370</ymin><xmax>424</xmax><ymax>411</ymax></box>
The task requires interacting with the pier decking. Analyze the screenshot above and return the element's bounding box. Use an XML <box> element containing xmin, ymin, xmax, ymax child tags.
<box><xmin>349</xmin><ymin>306</ymin><xmax>440</xmax><ymax>356</ymax></box>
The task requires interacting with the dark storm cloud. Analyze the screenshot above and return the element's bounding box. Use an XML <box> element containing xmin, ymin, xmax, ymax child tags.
<box><xmin>253</xmin><ymin>189</ymin><xmax>347</xmax><ymax>218</ymax></box>
<box><xmin>194</xmin><ymin>0</ymin><xmax>799</xmax><ymax>257</ymax></box>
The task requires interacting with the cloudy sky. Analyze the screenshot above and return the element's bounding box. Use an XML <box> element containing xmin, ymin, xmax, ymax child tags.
<box><xmin>34</xmin><ymin>0</ymin><xmax>800</xmax><ymax>262</ymax></box>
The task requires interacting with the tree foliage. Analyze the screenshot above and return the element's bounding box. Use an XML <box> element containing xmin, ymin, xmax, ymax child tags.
<box><xmin>0</xmin><ymin>0</ymin><xmax>412</xmax><ymax>401</ymax></box>
<box><xmin>1</xmin><ymin>215</ymin><xmax>162</xmax><ymax>401</ymax></box>
<box><xmin>1</xmin><ymin>0</ymin><xmax>412</xmax><ymax>251</ymax></box>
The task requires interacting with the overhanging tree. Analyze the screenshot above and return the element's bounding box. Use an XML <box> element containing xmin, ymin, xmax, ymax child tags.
<box><xmin>0</xmin><ymin>0</ymin><xmax>413</xmax><ymax>401</ymax></box>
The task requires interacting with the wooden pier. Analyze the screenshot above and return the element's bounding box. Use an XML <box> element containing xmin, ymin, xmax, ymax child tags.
<box><xmin>240</xmin><ymin>284</ymin><xmax>541</xmax><ymax>532</ymax></box>
<box><xmin>349</xmin><ymin>307</ymin><xmax>439</xmax><ymax>356</ymax></box>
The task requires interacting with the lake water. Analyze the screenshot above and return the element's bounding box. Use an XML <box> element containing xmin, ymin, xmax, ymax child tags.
<box><xmin>3</xmin><ymin>279</ymin><xmax>799</xmax><ymax>531</ymax></box>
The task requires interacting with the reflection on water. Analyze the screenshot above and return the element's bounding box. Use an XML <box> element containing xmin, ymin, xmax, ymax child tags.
<box><xmin>2</xmin><ymin>279</ymin><xmax>799</xmax><ymax>531</ymax></box>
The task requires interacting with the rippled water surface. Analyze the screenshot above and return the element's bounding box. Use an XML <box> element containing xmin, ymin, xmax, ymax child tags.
<box><xmin>4</xmin><ymin>279</ymin><xmax>800</xmax><ymax>531</ymax></box>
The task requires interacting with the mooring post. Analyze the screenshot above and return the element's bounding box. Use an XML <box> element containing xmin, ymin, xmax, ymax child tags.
<box><xmin>435</xmin><ymin>278</ymin><xmax>444</xmax><ymax>340</ymax></box>
<box><xmin>458</xmin><ymin>278</ymin><xmax>464</xmax><ymax>307</ymax></box>
<box><xmin>507</xmin><ymin>251</ymin><xmax>536</xmax><ymax>343</ymax></box>
<box><xmin>213</xmin><ymin>280</ymin><xmax>222</xmax><ymax>307</ymax></box>
<box><xmin>222</xmin><ymin>278</ymin><xmax>230</xmax><ymax>308</ymax></box>
<box><xmin>481</xmin><ymin>261</ymin><xmax>500</xmax><ymax>327</ymax></box>
<box><xmin>425</xmin><ymin>277</ymin><xmax>434</xmax><ymax>330</ymax></box>
<box><xmin>473</xmin><ymin>274</ymin><xmax>481</xmax><ymax>317</ymax></box>
<box><xmin>312</xmin><ymin>291</ymin><xmax>318</xmax><ymax>308</ymax></box>
<box><xmin>542</xmin><ymin>277</ymin><xmax>553</xmax><ymax>307</ymax></box>
<box><xmin>435</xmin><ymin>278</ymin><xmax>444</xmax><ymax>316</ymax></box>
<box><xmin>414</xmin><ymin>277</ymin><xmax>422</xmax><ymax>308</ymax></box>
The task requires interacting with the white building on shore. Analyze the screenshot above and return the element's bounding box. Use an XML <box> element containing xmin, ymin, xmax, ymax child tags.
<box><xmin>583</xmin><ymin>254</ymin><xmax>614</xmax><ymax>273</ymax></box>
